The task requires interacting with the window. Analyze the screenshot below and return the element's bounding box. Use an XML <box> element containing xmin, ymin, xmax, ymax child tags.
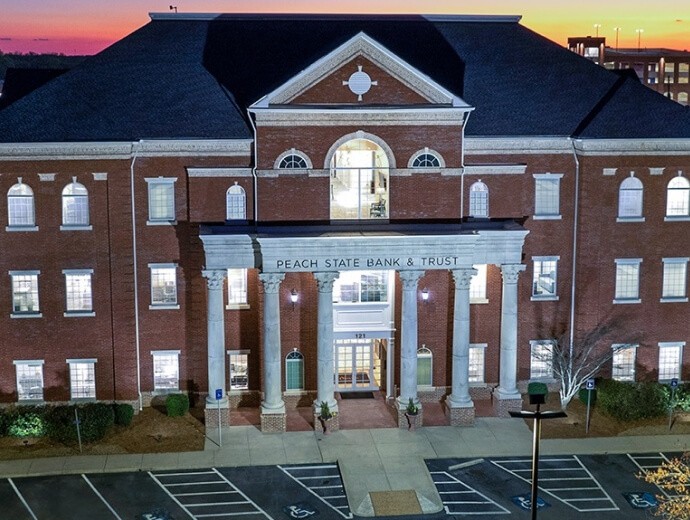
<box><xmin>417</xmin><ymin>346</ymin><xmax>432</xmax><ymax>387</ymax></box>
<box><xmin>7</xmin><ymin>179</ymin><xmax>36</xmax><ymax>228</ymax></box>
<box><xmin>662</xmin><ymin>258</ymin><xmax>688</xmax><ymax>301</ymax></box>
<box><xmin>618</xmin><ymin>175</ymin><xmax>643</xmax><ymax>220</ymax></box>
<box><xmin>679</xmin><ymin>92</ymin><xmax>689</xmax><ymax>106</ymax></box>
<box><xmin>10</xmin><ymin>271</ymin><xmax>40</xmax><ymax>316</ymax></box>
<box><xmin>14</xmin><ymin>360</ymin><xmax>44</xmax><ymax>400</ymax></box>
<box><xmin>469</xmin><ymin>181</ymin><xmax>489</xmax><ymax>218</ymax></box>
<box><xmin>532</xmin><ymin>257</ymin><xmax>559</xmax><ymax>300</ymax></box>
<box><xmin>469</xmin><ymin>264</ymin><xmax>488</xmax><ymax>303</ymax></box>
<box><xmin>612</xmin><ymin>345</ymin><xmax>636</xmax><ymax>381</ymax></box>
<box><xmin>68</xmin><ymin>359</ymin><xmax>96</xmax><ymax>399</ymax></box>
<box><xmin>286</xmin><ymin>350</ymin><xmax>304</xmax><ymax>391</ymax></box>
<box><xmin>530</xmin><ymin>341</ymin><xmax>554</xmax><ymax>379</ymax></box>
<box><xmin>469</xmin><ymin>344</ymin><xmax>486</xmax><ymax>383</ymax></box>
<box><xmin>228</xmin><ymin>351</ymin><xmax>249</xmax><ymax>390</ymax></box>
<box><xmin>667</xmin><ymin>175</ymin><xmax>690</xmax><ymax>218</ymax></box>
<box><xmin>278</xmin><ymin>154</ymin><xmax>308</xmax><ymax>169</ymax></box>
<box><xmin>226</xmin><ymin>183</ymin><xmax>246</xmax><ymax>220</ymax></box>
<box><xmin>227</xmin><ymin>268</ymin><xmax>248</xmax><ymax>307</ymax></box>
<box><xmin>333</xmin><ymin>270</ymin><xmax>389</xmax><ymax>303</ymax></box>
<box><xmin>146</xmin><ymin>177</ymin><xmax>176</xmax><ymax>223</ymax></box>
<box><xmin>658</xmin><ymin>342</ymin><xmax>684</xmax><ymax>381</ymax></box>
<box><xmin>152</xmin><ymin>351</ymin><xmax>180</xmax><ymax>391</ymax></box>
<box><xmin>680</xmin><ymin>63</ymin><xmax>689</xmax><ymax>84</ymax></box>
<box><xmin>647</xmin><ymin>62</ymin><xmax>658</xmax><ymax>84</ymax></box>
<box><xmin>533</xmin><ymin>174</ymin><xmax>563</xmax><ymax>219</ymax></box>
<box><xmin>614</xmin><ymin>259</ymin><xmax>642</xmax><ymax>303</ymax></box>
<box><xmin>62</xmin><ymin>178</ymin><xmax>90</xmax><ymax>228</ymax></box>
<box><xmin>149</xmin><ymin>264</ymin><xmax>178</xmax><ymax>308</ymax></box>
<box><xmin>64</xmin><ymin>269</ymin><xmax>94</xmax><ymax>314</ymax></box>
<box><xmin>410</xmin><ymin>149</ymin><xmax>442</xmax><ymax>169</ymax></box>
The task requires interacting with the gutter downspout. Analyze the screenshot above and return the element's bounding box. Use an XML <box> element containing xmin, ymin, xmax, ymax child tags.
<box><xmin>247</xmin><ymin>111</ymin><xmax>259</xmax><ymax>223</ymax></box>
<box><xmin>130</xmin><ymin>140</ymin><xmax>143</xmax><ymax>411</ymax></box>
<box><xmin>568</xmin><ymin>138</ymin><xmax>581</xmax><ymax>359</ymax></box>
<box><xmin>460</xmin><ymin>111</ymin><xmax>472</xmax><ymax>219</ymax></box>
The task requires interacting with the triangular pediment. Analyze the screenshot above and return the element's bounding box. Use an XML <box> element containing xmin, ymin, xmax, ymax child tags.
<box><xmin>251</xmin><ymin>32</ymin><xmax>470</xmax><ymax>108</ymax></box>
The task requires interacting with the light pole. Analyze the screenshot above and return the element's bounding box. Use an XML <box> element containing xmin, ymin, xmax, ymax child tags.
<box><xmin>613</xmin><ymin>27</ymin><xmax>621</xmax><ymax>51</ymax></box>
<box><xmin>593</xmin><ymin>24</ymin><xmax>601</xmax><ymax>37</ymax></box>
<box><xmin>636</xmin><ymin>29</ymin><xmax>644</xmax><ymax>52</ymax></box>
<box><xmin>510</xmin><ymin>394</ymin><xmax>567</xmax><ymax>520</ymax></box>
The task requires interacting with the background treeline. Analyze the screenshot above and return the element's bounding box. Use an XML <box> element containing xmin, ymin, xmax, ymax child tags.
<box><xmin>0</xmin><ymin>51</ymin><xmax>87</xmax><ymax>81</ymax></box>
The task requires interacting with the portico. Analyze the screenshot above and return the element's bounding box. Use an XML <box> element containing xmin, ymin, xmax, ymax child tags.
<box><xmin>201</xmin><ymin>220</ymin><xmax>528</xmax><ymax>431</ymax></box>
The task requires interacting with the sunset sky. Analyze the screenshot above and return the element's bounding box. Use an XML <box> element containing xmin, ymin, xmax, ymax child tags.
<box><xmin>0</xmin><ymin>0</ymin><xmax>688</xmax><ymax>55</ymax></box>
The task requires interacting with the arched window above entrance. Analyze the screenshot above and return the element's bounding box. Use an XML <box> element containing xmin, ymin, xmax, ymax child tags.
<box><xmin>469</xmin><ymin>180</ymin><xmax>489</xmax><ymax>218</ymax></box>
<box><xmin>226</xmin><ymin>183</ymin><xmax>246</xmax><ymax>220</ymax></box>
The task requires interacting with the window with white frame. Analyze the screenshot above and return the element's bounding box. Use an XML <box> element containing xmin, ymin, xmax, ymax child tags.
<box><xmin>417</xmin><ymin>346</ymin><xmax>433</xmax><ymax>386</ymax></box>
<box><xmin>10</xmin><ymin>271</ymin><xmax>40</xmax><ymax>315</ymax></box>
<box><xmin>64</xmin><ymin>269</ymin><xmax>93</xmax><ymax>314</ymax></box>
<box><xmin>228</xmin><ymin>350</ymin><xmax>249</xmax><ymax>390</ymax></box>
<box><xmin>612</xmin><ymin>345</ymin><xmax>636</xmax><ymax>381</ymax></box>
<box><xmin>7</xmin><ymin>179</ymin><xmax>36</xmax><ymax>228</ymax></box>
<box><xmin>278</xmin><ymin>153</ymin><xmax>308</xmax><ymax>169</ymax></box>
<box><xmin>226</xmin><ymin>183</ymin><xmax>246</xmax><ymax>220</ymax></box>
<box><xmin>469</xmin><ymin>180</ymin><xmax>489</xmax><ymax>218</ymax></box>
<box><xmin>152</xmin><ymin>351</ymin><xmax>180</xmax><ymax>391</ymax></box>
<box><xmin>532</xmin><ymin>257</ymin><xmax>559</xmax><ymax>299</ymax></box>
<box><xmin>614</xmin><ymin>259</ymin><xmax>642</xmax><ymax>303</ymax></box>
<box><xmin>662</xmin><ymin>258</ymin><xmax>688</xmax><ymax>301</ymax></box>
<box><xmin>666</xmin><ymin>175</ymin><xmax>690</xmax><ymax>218</ymax></box>
<box><xmin>618</xmin><ymin>175</ymin><xmax>644</xmax><ymax>220</ymax></box>
<box><xmin>286</xmin><ymin>350</ymin><xmax>304</xmax><ymax>391</ymax></box>
<box><xmin>658</xmin><ymin>342</ymin><xmax>684</xmax><ymax>381</ymax></box>
<box><xmin>68</xmin><ymin>359</ymin><xmax>96</xmax><ymax>399</ymax></box>
<box><xmin>530</xmin><ymin>341</ymin><xmax>554</xmax><ymax>379</ymax></box>
<box><xmin>469</xmin><ymin>344</ymin><xmax>486</xmax><ymax>383</ymax></box>
<box><xmin>227</xmin><ymin>268</ymin><xmax>248</xmax><ymax>306</ymax></box>
<box><xmin>145</xmin><ymin>177</ymin><xmax>176</xmax><ymax>223</ymax></box>
<box><xmin>149</xmin><ymin>264</ymin><xmax>178</xmax><ymax>307</ymax></box>
<box><xmin>410</xmin><ymin>150</ymin><xmax>442</xmax><ymax>168</ymax></box>
<box><xmin>533</xmin><ymin>173</ymin><xmax>563</xmax><ymax>219</ymax></box>
<box><xmin>469</xmin><ymin>264</ymin><xmax>487</xmax><ymax>303</ymax></box>
<box><xmin>14</xmin><ymin>360</ymin><xmax>44</xmax><ymax>400</ymax></box>
<box><xmin>62</xmin><ymin>178</ymin><xmax>90</xmax><ymax>227</ymax></box>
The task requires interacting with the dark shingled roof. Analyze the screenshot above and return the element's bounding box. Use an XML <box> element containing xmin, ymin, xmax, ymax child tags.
<box><xmin>0</xmin><ymin>68</ymin><xmax>69</xmax><ymax>111</ymax></box>
<box><xmin>0</xmin><ymin>13</ymin><xmax>688</xmax><ymax>143</ymax></box>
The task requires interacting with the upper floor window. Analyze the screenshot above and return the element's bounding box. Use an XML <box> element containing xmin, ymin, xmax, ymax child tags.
<box><xmin>64</xmin><ymin>269</ymin><xmax>94</xmax><ymax>315</ymax></box>
<box><xmin>279</xmin><ymin>154</ymin><xmax>308</xmax><ymax>169</ymax></box>
<box><xmin>532</xmin><ymin>256</ymin><xmax>559</xmax><ymax>300</ymax></box>
<box><xmin>409</xmin><ymin>148</ymin><xmax>443</xmax><ymax>169</ymax></box>
<box><xmin>417</xmin><ymin>345</ymin><xmax>433</xmax><ymax>387</ymax></box>
<box><xmin>7</xmin><ymin>179</ymin><xmax>36</xmax><ymax>229</ymax></box>
<box><xmin>614</xmin><ymin>258</ymin><xmax>642</xmax><ymax>303</ymax></box>
<box><xmin>618</xmin><ymin>175</ymin><xmax>643</xmax><ymax>220</ymax></box>
<box><xmin>666</xmin><ymin>175</ymin><xmax>690</xmax><ymax>218</ymax></box>
<box><xmin>14</xmin><ymin>360</ymin><xmax>44</xmax><ymax>401</ymax></box>
<box><xmin>333</xmin><ymin>270</ymin><xmax>389</xmax><ymax>303</ymax></box>
<box><xmin>469</xmin><ymin>180</ymin><xmax>489</xmax><ymax>218</ymax></box>
<box><xmin>227</xmin><ymin>268</ymin><xmax>248</xmax><ymax>307</ymax></box>
<box><xmin>145</xmin><ymin>177</ymin><xmax>176</xmax><ymax>224</ymax></box>
<box><xmin>533</xmin><ymin>173</ymin><xmax>563</xmax><ymax>219</ymax></box>
<box><xmin>661</xmin><ymin>258</ymin><xmax>688</xmax><ymax>302</ymax></box>
<box><xmin>10</xmin><ymin>270</ymin><xmax>41</xmax><ymax>316</ymax></box>
<box><xmin>62</xmin><ymin>178</ymin><xmax>90</xmax><ymax>228</ymax></box>
<box><xmin>226</xmin><ymin>183</ymin><xmax>246</xmax><ymax>220</ymax></box>
<box><xmin>149</xmin><ymin>264</ymin><xmax>179</xmax><ymax>309</ymax></box>
<box><xmin>286</xmin><ymin>350</ymin><xmax>304</xmax><ymax>391</ymax></box>
<box><xmin>469</xmin><ymin>264</ymin><xmax>488</xmax><ymax>303</ymax></box>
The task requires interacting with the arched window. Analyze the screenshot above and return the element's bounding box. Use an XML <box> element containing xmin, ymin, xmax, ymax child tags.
<box><xmin>409</xmin><ymin>148</ymin><xmax>444</xmax><ymax>169</ymax></box>
<box><xmin>678</xmin><ymin>92</ymin><xmax>688</xmax><ymax>106</ymax></box>
<box><xmin>7</xmin><ymin>179</ymin><xmax>35</xmax><ymax>227</ymax></box>
<box><xmin>62</xmin><ymin>178</ymin><xmax>89</xmax><ymax>226</ymax></box>
<box><xmin>667</xmin><ymin>175</ymin><xmax>690</xmax><ymax>217</ymax></box>
<box><xmin>279</xmin><ymin>154</ymin><xmax>308</xmax><ymax>169</ymax></box>
<box><xmin>286</xmin><ymin>350</ymin><xmax>304</xmax><ymax>391</ymax></box>
<box><xmin>226</xmin><ymin>182</ymin><xmax>246</xmax><ymax>220</ymax></box>
<box><xmin>469</xmin><ymin>180</ymin><xmax>489</xmax><ymax>218</ymax></box>
<box><xmin>618</xmin><ymin>175</ymin><xmax>643</xmax><ymax>218</ymax></box>
<box><xmin>417</xmin><ymin>346</ymin><xmax>432</xmax><ymax>387</ymax></box>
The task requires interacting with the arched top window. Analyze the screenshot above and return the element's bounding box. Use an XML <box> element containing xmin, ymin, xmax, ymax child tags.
<box><xmin>469</xmin><ymin>180</ymin><xmax>489</xmax><ymax>218</ymax></box>
<box><xmin>275</xmin><ymin>149</ymin><xmax>312</xmax><ymax>170</ymax></box>
<box><xmin>667</xmin><ymin>174</ymin><xmax>690</xmax><ymax>217</ymax></box>
<box><xmin>286</xmin><ymin>350</ymin><xmax>304</xmax><ymax>391</ymax></box>
<box><xmin>226</xmin><ymin>182</ymin><xmax>246</xmax><ymax>220</ymax></box>
<box><xmin>417</xmin><ymin>346</ymin><xmax>433</xmax><ymax>387</ymax></box>
<box><xmin>618</xmin><ymin>175</ymin><xmax>643</xmax><ymax>219</ymax></box>
<box><xmin>7</xmin><ymin>178</ymin><xmax>35</xmax><ymax>227</ymax></box>
<box><xmin>409</xmin><ymin>148</ymin><xmax>444</xmax><ymax>169</ymax></box>
<box><xmin>62</xmin><ymin>178</ymin><xmax>90</xmax><ymax>227</ymax></box>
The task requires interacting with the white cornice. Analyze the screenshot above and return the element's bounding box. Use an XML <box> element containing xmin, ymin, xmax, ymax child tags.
<box><xmin>464</xmin><ymin>137</ymin><xmax>573</xmax><ymax>155</ymax></box>
<box><xmin>572</xmin><ymin>139</ymin><xmax>690</xmax><ymax>156</ymax></box>
<box><xmin>463</xmin><ymin>164</ymin><xmax>527</xmax><ymax>175</ymax></box>
<box><xmin>252</xmin><ymin>108</ymin><xmax>469</xmax><ymax>126</ymax></box>
<box><xmin>187</xmin><ymin>168</ymin><xmax>253</xmax><ymax>178</ymax></box>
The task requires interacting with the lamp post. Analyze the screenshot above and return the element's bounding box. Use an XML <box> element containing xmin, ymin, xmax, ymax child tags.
<box><xmin>593</xmin><ymin>24</ymin><xmax>601</xmax><ymax>37</ymax></box>
<box><xmin>510</xmin><ymin>394</ymin><xmax>567</xmax><ymax>520</ymax></box>
<box><xmin>636</xmin><ymin>29</ymin><xmax>644</xmax><ymax>52</ymax></box>
<box><xmin>613</xmin><ymin>27</ymin><xmax>621</xmax><ymax>51</ymax></box>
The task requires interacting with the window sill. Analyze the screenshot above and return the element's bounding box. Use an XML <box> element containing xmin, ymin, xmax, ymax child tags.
<box><xmin>11</xmin><ymin>312</ymin><xmax>43</xmax><ymax>319</ymax></box>
<box><xmin>147</xmin><ymin>220</ymin><xmax>177</xmax><ymax>226</ymax></box>
<box><xmin>226</xmin><ymin>303</ymin><xmax>250</xmax><ymax>310</ymax></box>
<box><xmin>664</xmin><ymin>216</ymin><xmax>690</xmax><ymax>222</ymax></box>
<box><xmin>532</xmin><ymin>215</ymin><xmax>562</xmax><ymax>221</ymax></box>
<box><xmin>470</xmin><ymin>298</ymin><xmax>489</xmax><ymax>305</ymax></box>
<box><xmin>531</xmin><ymin>295</ymin><xmax>559</xmax><ymax>301</ymax></box>
<box><xmin>149</xmin><ymin>304</ymin><xmax>180</xmax><ymax>310</ymax></box>
<box><xmin>660</xmin><ymin>297</ymin><xmax>688</xmax><ymax>303</ymax></box>
<box><xmin>613</xmin><ymin>298</ymin><xmax>641</xmax><ymax>304</ymax></box>
<box><xmin>69</xmin><ymin>397</ymin><xmax>96</xmax><ymax>403</ymax></box>
<box><xmin>616</xmin><ymin>217</ymin><xmax>645</xmax><ymax>223</ymax></box>
<box><xmin>229</xmin><ymin>388</ymin><xmax>250</xmax><ymax>393</ymax></box>
<box><xmin>18</xmin><ymin>398</ymin><xmax>44</xmax><ymax>403</ymax></box>
<box><xmin>60</xmin><ymin>225</ymin><xmax>93</xmax><ymax>231</ymax></box>
<box><xmin>64</xmin><ymin>311</ymin><xmax>96</xmax><ymax>317</ymax></box>
<box><xmin>6</xmin><ymin>226</ymin><xmax>38</xmax><ymax>232</ymax></box>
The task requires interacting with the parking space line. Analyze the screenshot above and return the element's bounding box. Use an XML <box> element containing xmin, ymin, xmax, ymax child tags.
<box><xmin>429</xmin><ymin>470</ymin><xmax>510</xmax><ymax>515</ymax></box>
<box><xmin>628</xmin><ymin>452</ymin><xmax>685</xmax><ymax>499</ymax></box>
<box><xmin>81</xmin><ymin>474</ymin><xmax>122</xmax><ymax>520</ymax></box>
<box><xmin>7</xmin><ymin>479</ymin><xmax>38</xmax><ymax>520</ymax></box>
<box><xmin>278</xmin><ymin>464</ymin><xmax>352</xmax><ymax>519</ymax></box>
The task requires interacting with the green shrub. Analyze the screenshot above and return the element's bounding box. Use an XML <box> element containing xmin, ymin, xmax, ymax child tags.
<box><xmin>7</xmin><ymin>407</ymin><xmax>45</xmax><ymax>437</ymax></box>
<box><xmin>598</xmin><ymin>379</ymin><xmax>666</xmax><ymax>421</ymax></box>
<box><xmin>166</xmin><ymin>394</ymin><xmax>189</xmax><ymax>417</ymax></box>
<box><xmin>0</xmin><ymin>409</ymin><xmax>9</xmax><ymax>436</ymax></box>
<box><xmin>44</xmin><ymin>404</ymin><xmax>115</xmax><ymax>443</ymax></box>
<box><xmin>578</xmin><ymin>387</ymin><xmax>597</xmax><ymax>405</ymax></box>
<box><xmin>114</xmin><ymin>403</ymin><xmax>134</xmax><ymax>426</ymax></box>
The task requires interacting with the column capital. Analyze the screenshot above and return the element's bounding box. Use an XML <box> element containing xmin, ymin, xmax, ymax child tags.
<box><xmin>500</xmin><ymin>264</ymin><xmax>526</xmax><ymax>285</ymax></box>
<box><xmin>452</xmin><ymin>268</ymin><xmax>478</xmax><ymax>290</ymax></box>
<box><xmin>313</xmin><ymin>271</ymin><xmax>340</xmax><ymax>293</ymax></box>
<box><xmin>399</xmin><ymin>270</ymin><xmax>425</xmax><ymax>290</ymax></box>
<box><xmin>202</xmin><ymin>269</ymin><xmax>226</xmax><ymax>290</ymax></box>
<box><xmin>258</xmin><ymin>272</ymin><xmax>285</xmax><ymax>293</ymax></box>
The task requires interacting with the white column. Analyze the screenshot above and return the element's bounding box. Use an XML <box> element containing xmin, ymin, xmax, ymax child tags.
<box><xmin>448</xmin><ymin>268</ymin><xmax>477</xmax><ymax>408</ymax></box>
<box><xmin>314</xmin><ymin>271</ymin><xmax>339</xmax><ymax>412</ymax></box>
<box><xmin>259</xmin><ymin>273</ymin><xmax>286</xmax><ymax>413</ymax></box>
<box><xmin>495</xmin><ymin>264</ymin><xmax>526</xmax><ymax>400</ymax></box>
<box><xmin>203</xmin><ymin>269</ymin><xmax>227</xmax><ymax>405</ymax></box>
<box><xmin>397</xmin><ymin>270</ymin><xmax>424</xmax><ymax>409</ymax></box>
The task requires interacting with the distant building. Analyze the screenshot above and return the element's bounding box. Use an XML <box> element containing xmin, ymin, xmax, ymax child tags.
<box><xmin>568</xmin><ymin>36</ymin><xmax>690</xmax><ymax>105</ymax></box>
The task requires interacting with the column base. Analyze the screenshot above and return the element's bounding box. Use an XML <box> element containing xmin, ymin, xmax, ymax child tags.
<box><xmin>314</xmin><ymin>411</ymin><xmax>340</xmax><ymax>433</ymax></box>
<box><xmin>398</xmin><ymin>407</ymin><xmax>423</xmax><ymax>430</ymax></box>
<box><xmin>447</xmin><ymin>404</ymin><xmax>475</xmax><ymax>426</ymax></box>
<box><xmin>492</xmin><ymin>388</ymin><xmax>522</xmax><ymax>417</ymax></box>
<box><xmin>204</xmin><ymin>401</ymin><xmax>230</xmax><ymax>428</ymax></box>
<box><xmin>260</xmin><ymin>412</ymin><xmax>286</xmax><ymax>433</ymax></box>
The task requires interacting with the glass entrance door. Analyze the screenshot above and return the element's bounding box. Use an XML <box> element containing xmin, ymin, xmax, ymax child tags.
<box><xmin>335</xmin><ymin>338</ymin><xmax>382</xmax><ymax>390</ymax></box>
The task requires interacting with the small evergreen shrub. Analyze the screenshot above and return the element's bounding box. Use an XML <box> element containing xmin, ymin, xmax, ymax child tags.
<box><xmin>114</xmin><ymin>403</ymin><xmax>134</xmax><ymax>426</ymax></box>
<box><xmin>44</xmin><ymin>404</ymin><xmax>115</xmax><ymax>443</ymax></box>
<box><xmin>166</xmin><ymin>393</ymin><xmax>189</xmax><ymax>417</ymax></box>
<box><xmin>6</xmin><ymin>407</ymin><xmax>46</xmax><ymax>437</ymax></box>
<box><xmin>598</xmin><ymin>379</ymin><xmax>666</xmax><ymax>421</ymax></box>
<box><xmin>578</xmin><ymin>387</ymin><xmax>597</xmax><ymax>405</ymax></box>
<box><xmin>0</xmin><ymin>409</ymin><xmax>9</xmax><ymax>436</ymax></box>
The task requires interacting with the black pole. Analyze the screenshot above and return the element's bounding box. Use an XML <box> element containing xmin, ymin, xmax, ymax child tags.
<box><xmin>531</xmin><ymin>403</ymin><xmax>540</xmax><ymax>520</ymax></box>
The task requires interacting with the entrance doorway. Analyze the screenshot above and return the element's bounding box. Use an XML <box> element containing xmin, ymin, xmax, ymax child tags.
<box><xmin>335</xmin><ymin>338</ymin><xmax>385</xmax><ymax>391</ymax></box>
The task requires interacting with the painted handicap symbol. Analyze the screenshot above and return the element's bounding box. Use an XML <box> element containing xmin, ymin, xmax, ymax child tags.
<box><xmin>511</xmin><ymin>493</ymin><xmax>550</xmax><ymax>511</ymax></box>
<box><xmin>283</xmin><ymin>502</ymin><xmax>319</xmax><ymax>518</ymax></box>
<box><xmin>623</xmin><ymin>492</ymin><xmax>658</xmax><ymax>509</ymax></box>
<box><xmin>139</xmin><ymin>507</ymin><xmax>174</xmax><ymax>520</ymax></box>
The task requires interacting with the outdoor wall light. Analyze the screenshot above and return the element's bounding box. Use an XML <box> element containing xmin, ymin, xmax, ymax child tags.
<box><xmin>421</xmin><ymin>288</ymin><xmax>429</xmax><ymax>302</ymax></box>
<box><xmin>290</xmin><ymin>289</ymin><xmax>299</xmax><ymax>309</ymax></box>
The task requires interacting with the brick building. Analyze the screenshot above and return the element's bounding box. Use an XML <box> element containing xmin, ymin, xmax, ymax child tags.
<box><xmin>0</xmin><ymin>14</ymin><xmax>689</xmax><ymax>432</ymax></box>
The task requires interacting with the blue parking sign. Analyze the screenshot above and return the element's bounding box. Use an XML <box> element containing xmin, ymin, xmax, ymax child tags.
<box><xmin>215</xmin><ymin>388</ymin><xmax>223</xmax><ymax>400</ymax></box>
